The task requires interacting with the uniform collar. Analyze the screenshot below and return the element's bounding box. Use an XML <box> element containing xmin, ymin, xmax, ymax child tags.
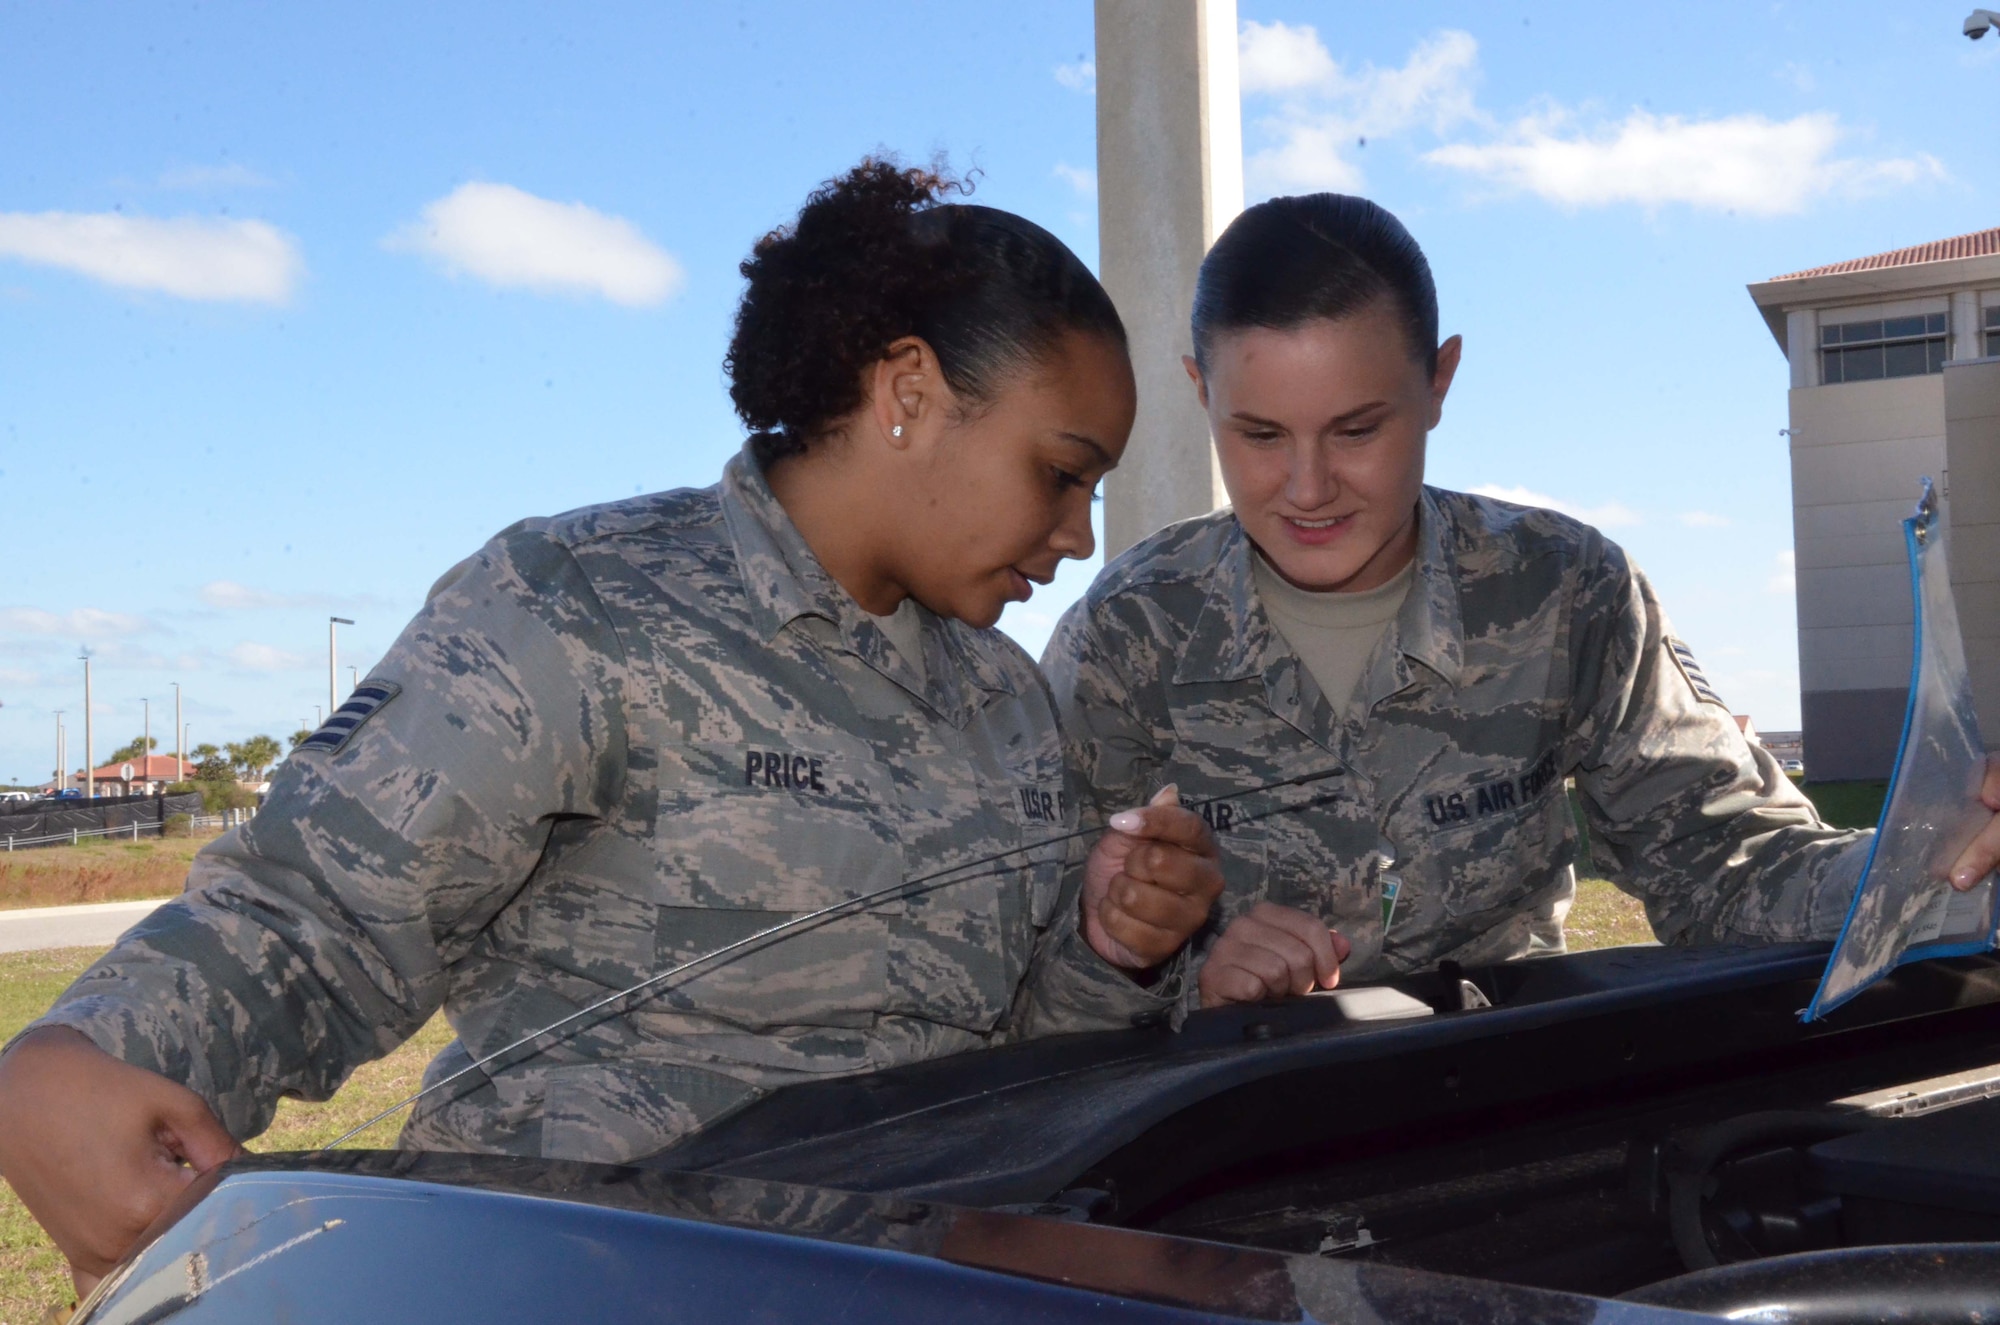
<box><xmin>719</xmin><ymin>446</ymin><xmax>1014</xmax><ymax>721</ymax></box>
<box><xmin>1174</xmin><ymin>488</ymin><xmax>1463</xmax><ymax>689</ymax></box>
<box><xmin>720</xmin><ymin>446</ymin><xmax>843</xmax><ymax>642</ymax></box>
<box><xmin>1397</xmin><ymin>487</ymin><xmax>1465</xmax><ymax>687</ymax></box>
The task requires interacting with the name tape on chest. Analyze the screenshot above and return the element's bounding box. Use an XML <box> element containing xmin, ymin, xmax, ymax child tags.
<box><xmin>1666</xmin><ymin>636</ymin><xmax>1727</xmax><ymax>709</ymax></box>
<box><xmin>744</xmin><ymin>749</ymin><xmax>828</xmax><ymax>792</ymax></box>
<box><xmin>1421</xmin><ymin>748</ymin><xmax>1562</xmax><ymax>829</ymax></box>
<box><xmin>1016</xmin><ymin>784</ymin><xmax>1070</xmax><ymax>824</ymax></box>
<box><xmin>296</xmin><ymin>682</ymin><xmax>402</xmax><ymax>756</ymax></box>
<box><xmin>1191</xmin><ymin>798</ymin><xmax>1242</xmax><ymax>833</ymax></box>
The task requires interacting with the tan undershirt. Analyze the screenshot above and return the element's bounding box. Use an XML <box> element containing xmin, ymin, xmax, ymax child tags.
<box><xmin>1251</xmin><ymin>553</ymin><xmax>1415</xmax><ymax>714</ymax></box>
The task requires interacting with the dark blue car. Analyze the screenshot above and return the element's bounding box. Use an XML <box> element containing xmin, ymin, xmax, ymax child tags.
<box><xmin>71</xmin><ymin>940</ymin><xmax>2000</xmax><ymax>1323</ymax></box>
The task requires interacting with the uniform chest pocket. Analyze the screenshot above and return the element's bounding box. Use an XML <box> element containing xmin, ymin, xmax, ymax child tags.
<box><xmin>641</xmin><ymin>736</ymin><xmax>908</xmax><ymax>1030</ymax></box>
<box><xmin>1416</xmin><ymin>792</ymin><xmax>1559</xmax><ymax>920</ymax></box>
<box><xmin>1004</xmin><ymin>774</ymin><xmax>1071</xmax><ymax>930</ymax></box>
<box><xmin>652</xmin><ymin>737</ymin><xmax>907</xmax><ymax>915</ymax></box>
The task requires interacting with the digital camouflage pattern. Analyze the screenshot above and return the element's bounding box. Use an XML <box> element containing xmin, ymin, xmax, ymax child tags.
<box><xmin>25</xmin><ymin>448</ymin><xmax>1161</xmax><ymax>1162</ymax></box>
<box><xmin>1045</xmin><ymin>488</ymin><xmax>1870</xmax><ymax>1004</ymax></box>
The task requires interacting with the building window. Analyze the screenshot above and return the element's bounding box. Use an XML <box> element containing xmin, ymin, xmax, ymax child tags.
<box><xmin>1820</xmin><ymin>312</ymin><xmax>1947</xmax><ymax>384</ymax></box>
<box><xmin>1986</xmin><ymin>305</ymin><xmax>1999</xmax><ymax>358</ymax></box>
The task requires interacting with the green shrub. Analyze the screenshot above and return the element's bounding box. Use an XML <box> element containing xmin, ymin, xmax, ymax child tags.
<box><xmin>1800</xmin><ymin>779</ymin><xmax>1891</xmax><ymax>830</ymax></box>
<box><xmin>167</xmin><ymin>778</ymin><xmax>256</xmax><ymax>814</ymax></box>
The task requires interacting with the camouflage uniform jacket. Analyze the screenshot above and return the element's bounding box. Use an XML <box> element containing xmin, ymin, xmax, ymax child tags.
<box><xmin>1044</xmin><ymin>488</ymin><xmax>1869</xmax><ymax>994</ymax></box>
<box><xmin>27</xmin><ymin>449</ymin><xmax>1155</xmax><ymax>1161</ymax></box>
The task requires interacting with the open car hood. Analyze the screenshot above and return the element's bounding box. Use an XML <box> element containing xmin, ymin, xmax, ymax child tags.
<box><xmin>654</xmin><ymin>941</ymin><xmax>2000</xmax><ymax>1215</ymax></box>
<box><xmin>76</xmin><ymin>1150</ymin><xmax>1706</xmax><ymax>1324</ymax></box>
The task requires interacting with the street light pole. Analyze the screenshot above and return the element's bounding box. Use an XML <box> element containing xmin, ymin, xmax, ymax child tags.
<box><xmin>142</xmin><ymin>697</ymin><xmax>150</xmax><ymax>793</ymax></box>
<box><xmin>79</xmin><ymin>653</ymin><xmax>93</xmax><ymax>800</ymax></box>
<box><xmin>173</xmin><ymin>682</ymin><xmax>183</xmax><ymax>781</ymax></box>
<box><xmin>329</xmin><ymin>617</ymin><xmax>355</xmax><ymax>717</ymax></box>
<box><xmin>53</xmin><ymin>711</ymin><xmax>63</xmax><ymax>794</ymax></box>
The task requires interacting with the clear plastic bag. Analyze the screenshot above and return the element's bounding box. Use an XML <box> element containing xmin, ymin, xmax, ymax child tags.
<box><xmin>1805</xmin><ymin>477</ymin><xmax>1995</xmax><ymax>1020</ymax></box>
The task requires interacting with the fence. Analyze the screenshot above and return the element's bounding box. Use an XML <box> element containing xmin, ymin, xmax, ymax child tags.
<box><xmin>0</xmin><ymin>792</ymin><xmax>225</xmax><ymax>852</ymax></box>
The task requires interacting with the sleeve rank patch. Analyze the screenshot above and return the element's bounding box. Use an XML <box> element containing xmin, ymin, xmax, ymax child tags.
<box><xmin>1666</xmin><ymin>637</ymin><xmax>1726</xmax><ymax>709</ymax></box>
<box><xmin>297</xmin><ymin>681</ymin><xmax>401</xmax><ymax>755</ymax></box>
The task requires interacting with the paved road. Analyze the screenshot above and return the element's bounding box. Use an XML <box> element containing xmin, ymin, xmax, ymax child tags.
<box><xmin>0</xmin><ymin>899</ymin><xmax>168</xmax><ymax>954</ymax></box>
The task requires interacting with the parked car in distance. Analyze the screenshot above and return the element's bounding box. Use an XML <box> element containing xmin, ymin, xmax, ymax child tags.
<box><xmin>0</xmin><ymin>791</ymin><xmax>33</xmax><ymax>804</ymax></box>
<box><xmin>1783</xmin><ymin>759</ymin><xmax>1805</xmax><ymax>773</ymax></box>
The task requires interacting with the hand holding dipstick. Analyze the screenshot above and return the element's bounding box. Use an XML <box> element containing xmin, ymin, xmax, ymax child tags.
<box><xmin>1082</xmin><ymin>785</ymin><xmax>1225</xmax><ymax>972</ymax></box>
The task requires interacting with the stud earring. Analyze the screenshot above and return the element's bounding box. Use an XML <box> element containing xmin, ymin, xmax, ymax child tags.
<box><xmin>891</xmin><ymin>425</ymin><xmax>904</xmax><ymax>437</ymax></box>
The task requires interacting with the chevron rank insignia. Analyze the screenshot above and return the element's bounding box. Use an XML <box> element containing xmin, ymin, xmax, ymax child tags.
<box><xmin>298</xmin><ymin>681</ymin><xmax>401</xmax><ymax>755</ymax></box>
<box><xmin>1666</xmin><ymin>638</ymin><xmax>1725</xmax><ymax>708</ymax></box>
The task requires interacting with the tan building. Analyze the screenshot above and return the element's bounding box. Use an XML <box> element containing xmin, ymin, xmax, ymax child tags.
<box><xmin>1748</xmin><ymin>227</ymin><xmax>2000</xmax><ymax>781</ymax></box>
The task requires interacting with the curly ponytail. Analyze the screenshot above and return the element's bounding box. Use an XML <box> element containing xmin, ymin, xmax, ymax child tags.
<box><xmin>726</xmin><ymin>157</ymin><xmax>1124</xmax><ymax>466</ymax></box>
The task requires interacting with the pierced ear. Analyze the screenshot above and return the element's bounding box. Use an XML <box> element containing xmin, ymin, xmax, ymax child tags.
<box><xmin>872</xmin><ymin>339</ymin><xmax>935</xmax><ymax>449</ymax></box>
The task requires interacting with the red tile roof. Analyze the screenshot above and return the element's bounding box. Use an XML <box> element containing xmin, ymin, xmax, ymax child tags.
<box><xmin>1769</xmin><ymin>226</ymin><xmax>2000</xmax><ymax>282</ymax></box>
<box><xmin>82</xmin><ymin>754</ymin><xmax>192</xmax><ymax>781</ymax></box>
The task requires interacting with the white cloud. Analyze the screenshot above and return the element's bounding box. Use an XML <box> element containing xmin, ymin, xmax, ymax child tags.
<box><xmin>1239</xmin><ymin>20</ymin><xmax>1340</xmax><ymax>94</ymax></box>
<box><xmin>388</xmin><ymin>182</ymin><xmax>682</xmax><ymax>307</ymax></box>
<box><xmin>1768</xmin><ymin>550</ymin><xmax>1797</xmax><ymax>594</ymax></box>
<box><xmin>1425</xmin><ymin>110</ymin><xmax>1942</xmax><ymax>215</ymax></box>
<box><xmin>1776</xmin><ymin>61</ymin><xmax>1817</xmax><ymax>94</ymax></box>
<box><xmin>1469</xmin><ymin>484</ymin><xmax>1642</xmax><ymax>529</ymax></box>
<box><xmin>0</xmin><ymin>211</ymin><xmax>301</xmax><ymax>303</ymax></box>
<box><xmin>1237</xmin><ymin>26</ymin><xmax>1938</xmax><ymax>217</ymax></box>
<box><xmin>1053</xmin><ymin>162</ymin><xmax>1097</xmax><ymax>199</ymax></box>
<box><xmin>0</xmin><ymin>607</ymin><xmax>154</xmax><ymax>637</ymax></box>
<box><xmin>227</xmin><ymin>642</ymin><xmax>308</xmax><ymax>671</ymax></box>
<box><xmin>1679</xmin><ymin>511</ymin><xmax>1731</xmax><ymax>527</ymax></box>
<box><xmin>1054</xmin><ymin>59</ymin><xmax>1095</xmax><ymax>92</ymax></box>
<box><xmin>1242</xmin><ymin>28</ymin><xmax>1481</xmax><ymax>194</ymax></box>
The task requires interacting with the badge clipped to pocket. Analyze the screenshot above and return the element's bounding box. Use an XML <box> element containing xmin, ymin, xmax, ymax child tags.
<box><xmin>1375</xmin><ymin>838</ymin><xmax>1403</xmax><ymax>932</ymax></box>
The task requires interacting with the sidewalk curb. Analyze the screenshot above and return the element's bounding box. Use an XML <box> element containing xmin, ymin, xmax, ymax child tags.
<box><xmin>0</xmin><ymin>898</ymin><xmax>172</xmax><ymax>954</ymax></box>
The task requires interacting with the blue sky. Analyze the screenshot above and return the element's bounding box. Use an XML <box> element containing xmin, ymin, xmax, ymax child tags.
<box><xmin>1</xmin><ymin>2</ymin><xmax>1993</xmax><ymax>786</ymax></box>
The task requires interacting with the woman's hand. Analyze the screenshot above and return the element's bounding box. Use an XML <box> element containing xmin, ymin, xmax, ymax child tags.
<box><xmin>0</xmin><ymin>1026</ymin><xmax>242</xmax><ymax>1299</ymax></box>
<box><xmin>1198</xmin><ymin>902</ymin><xmax>1352</xmax><ymax>1008</ymax></box>
<box><xmin>1947</xmin><ymin>756</ymin><xmax>2000</xmax><ymax>891</ymax></box>
<box><xmin>1082</xmin><ymin>786</ymin><xmax>1224</xmax><ymax>972</ymax></box>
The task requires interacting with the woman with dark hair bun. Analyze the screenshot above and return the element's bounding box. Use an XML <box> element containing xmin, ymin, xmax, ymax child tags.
<box><xmin>1045</xmin><ymin>192</ymin><xmax>1994</xmax><ymax>1012</ymax></box>
<box><xmin>0</xmin><ymin>159</ymin><xmax>1223</xmax><ymax>1293</ymax></box>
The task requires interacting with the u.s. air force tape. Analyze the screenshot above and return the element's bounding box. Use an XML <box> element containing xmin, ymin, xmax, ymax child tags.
<box><xmin>1665</xmin><ymin>637</ymin><xmax>1725</xmax><ymax>708</ymax></box>
<box><xmin>297</xmin><ymin>681</ymin><xmax>401</xmax><ymax>755</ymax></box>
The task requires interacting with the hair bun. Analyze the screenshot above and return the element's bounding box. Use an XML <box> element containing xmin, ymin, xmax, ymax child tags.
<box><xmin>726</xmin><ymin>156</ymin><xmax>1124</xmax><ymax>467</ymax></box>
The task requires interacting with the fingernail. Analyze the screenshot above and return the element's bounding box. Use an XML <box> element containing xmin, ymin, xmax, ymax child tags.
<box><xmin>1109</xmin><ymin>810</ymin><xmax>1143</xmax><ymax>833</ymax></box>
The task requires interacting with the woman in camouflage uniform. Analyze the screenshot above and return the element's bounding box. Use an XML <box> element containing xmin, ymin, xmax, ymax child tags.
<box><xmin>1044</xmin><ymin>193</ymin><xmax>2000</xmax><ymax>1013</ymax></box>
<box><xmin>0</xmin><ymin>161</ymin><xmax>1223</xmax><ymax>1292</ymax></box>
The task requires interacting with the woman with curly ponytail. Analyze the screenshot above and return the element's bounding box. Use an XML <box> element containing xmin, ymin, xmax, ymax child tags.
<box><xmin>0</xmin><ymin>157</ymin><xmax>1226</xmax><ymax>1283</ymax></box>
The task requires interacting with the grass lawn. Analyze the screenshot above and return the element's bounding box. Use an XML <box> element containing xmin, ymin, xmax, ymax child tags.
<box><xmin>0</xmin><ymin>946</ymin><xmax>453</xmax><ymax>1323</ymax></box>
<box><xmin>1566</xmin><ymin>877</ymin><xmax>1655</xmax><ymax>951</ymax></box>
<box><xmin>0</xmin><ymin>832</ymin><xmax>220</xmax><ymax>912</ymax></box>
<box><xmin>1797</xmin><ymin>778</ymin><xmax>1891</xmax><ymax>831</ymax></box>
